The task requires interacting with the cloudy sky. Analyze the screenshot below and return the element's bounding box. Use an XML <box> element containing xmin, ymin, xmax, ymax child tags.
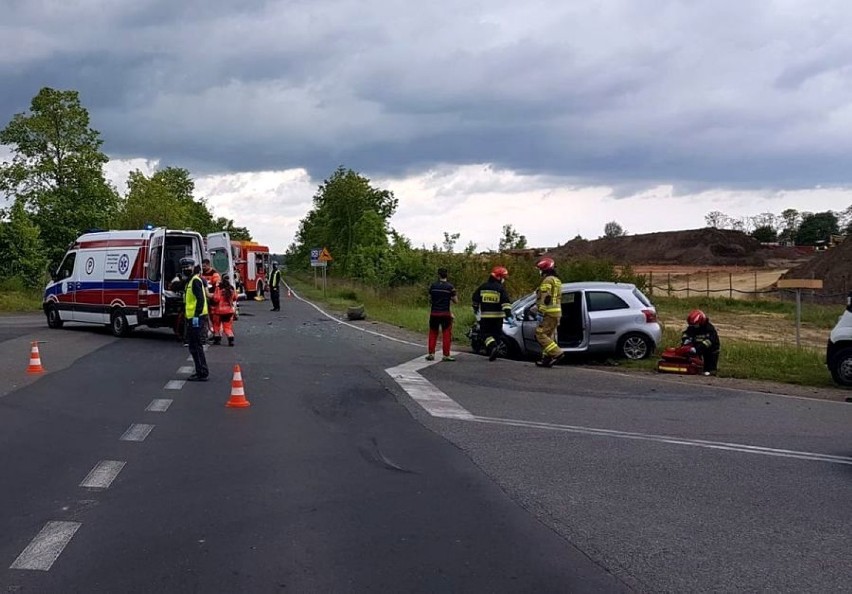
<box><xmin>3</xmin><ymin>0</ymin><xmax>852</xmax><ymax>252</ymax></box>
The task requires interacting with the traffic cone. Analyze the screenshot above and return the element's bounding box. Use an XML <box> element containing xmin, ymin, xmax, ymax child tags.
<box><xmin>26</xmin><ymin>341</ymin><xmax>44</xmax><ymax>374</ymax></box>
<box><xmin>226</xmin><ymin>364</ymin><xmax>251</xmax><ymax>408</ymax></box>
<box><xmin>287</xmin><ymin>287</ymin><xmax>292</xmax><ymax>298</ymax></box>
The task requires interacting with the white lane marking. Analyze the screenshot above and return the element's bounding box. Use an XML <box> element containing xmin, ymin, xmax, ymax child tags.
<box><xmin>10</xmin><ymin>521</ymin><xmax>81</xmax><ymax>571</ymax></box>
<box><xmin>471</xmin><ymin>416</ymin><xmax>852</xmax><ymax>466</ymax></box>
<box><xmin>288</xmin><ymin>284</ymin><xmax>422</xmax><ymax>347</ymax></box>
<box><xmin>385</xmin><ymin>359</ymin><xmax>474</xmax><ymax>420</ymax></box>
<box><xmin>386</xmin><ymin>355</ymin><xmax>851</xmax><ymax>466</ymax></box>
<box><xmin>186</xmin><ymin>355</ymin><xmax>193</xmax><ymax>362</ymax></box>
<box><xmin>177</xmin><ymin>366</ymin><xmax>194</xmax><ymax>375</ymax></box>
<box><xmin>119</xmin><ymin>423</ymin><xmax>155</xmax><ymax>442</ymax></box>
<box><xmin>146</xmin><ymin>398</ymin><xmax>173</xmax><ymax>412</ymax></box>
<box><xmin>164</xmin><ymin>380</ymin><xmax>185</xmax><ymax>390</ymax></box>
<box><xmin>79</xmin><ymin>460</ymin><xmax>126</xmax><ymax>489</ymax></box>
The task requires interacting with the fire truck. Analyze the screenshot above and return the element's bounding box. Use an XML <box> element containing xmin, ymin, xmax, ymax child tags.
<box><xmin>231</xmin><ymin>240</ymin><xmax>271</xmax><ymax>299</ymax></box>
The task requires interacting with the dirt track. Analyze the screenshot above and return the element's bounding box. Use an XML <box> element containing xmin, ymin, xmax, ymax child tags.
<box><xmin>631</xmin><ymin>265</ymin><xmax>788</xmax><ymax>299</ymax></box>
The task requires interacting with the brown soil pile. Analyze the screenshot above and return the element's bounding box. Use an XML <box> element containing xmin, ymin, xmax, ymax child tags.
<box><xmin>549</xmin><ymin>228</ymin><xmax>803</xmax><ymax>267</ymax></box>
<box><xmin>781</xmin><ymin>240</ymin><xmax>852</xmax><ymax>299</ymax></box>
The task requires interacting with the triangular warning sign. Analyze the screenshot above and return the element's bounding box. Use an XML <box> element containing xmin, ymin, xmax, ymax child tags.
<box><xmin>319</xmin><ymin>247</ymin><xmax>333</xmax><ymax>262</ymax></box>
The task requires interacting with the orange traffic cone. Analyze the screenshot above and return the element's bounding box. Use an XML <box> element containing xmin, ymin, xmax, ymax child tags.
<box><xmin>26</xmin><ymin>341</ymin><xmax>44</xmax><ymax>374</ymax></box>
<box><xmin>226</xmin><ymin>364</ymin><xmax>251</xmax><ymax>408</ymax></box>
<box><xmin>287</xmin><ymin>287</ymin><xmax>292</xmax><ymax>298</ymax></box>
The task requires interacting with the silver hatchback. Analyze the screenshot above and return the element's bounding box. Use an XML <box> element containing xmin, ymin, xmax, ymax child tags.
<box><xmin>470</xmin><ymin>281</ymin><xmax>662</xmax><ymax>360</ymax></box>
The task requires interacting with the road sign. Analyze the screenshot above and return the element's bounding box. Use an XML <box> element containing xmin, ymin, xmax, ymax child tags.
<box><xmin>319</xmin><ymin>247</ymin><xmax>333</xmax><ymax>262</ymax></box>
<box><xmin>310</xmin><ymin>248</ymin><xmax>325</xmax><ymax>267</ymax></box>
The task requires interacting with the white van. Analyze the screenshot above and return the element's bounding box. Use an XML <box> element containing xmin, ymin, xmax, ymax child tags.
<box><xmin>826</xmin><ymin>292</ymin><xmax>852</xmax><ymax>386</ymax></box>
<box><xmin>43</xmin><ymin>228</ymin><xmax>234</xmax><ymax>337</ymax></box>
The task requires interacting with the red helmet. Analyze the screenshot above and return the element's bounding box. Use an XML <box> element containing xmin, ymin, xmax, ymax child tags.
<box><xmin>491</xmin><ymin>266</ymin><xmax>509</xmax><ymax>280</ymax></box>
<box><xmin>536</xmin><ymin>257</ymin><xmax>555</xmax><ymax>272</ymax></box>
<box><xmin>687</xmin><ymin>309</ymin><xmax>707</xmax><ymax>326</ymax></box>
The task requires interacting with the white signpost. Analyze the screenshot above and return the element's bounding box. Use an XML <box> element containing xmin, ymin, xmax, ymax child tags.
<box><xmin>310</xmin><ymin>247</ymin><xmax>332</xmax><ymax>294</ymax></box>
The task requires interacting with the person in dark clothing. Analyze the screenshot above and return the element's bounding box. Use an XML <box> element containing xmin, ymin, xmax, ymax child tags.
<box><xmin>269</xmin><ymin>261</ymin><xmax>282</xmax><ymax>311</ymax></box>
<box><xmin>426</xmin><ymin>267</ymin><xmax>458</xmax><ymax>361</ymax></box>
<box><xmin>472</xmin><ymin>266</ymin><xmax>513</xmax><ymax>361</ymax></box>
<box><xmin>682</xmin><ymin>309</ymin><xmax>721</xmax><ymax>375</ymax></box>
<box><xmin>181</xmin><ymin>257</ymin><xmax>209</xmax><ymax>381</ymax></box>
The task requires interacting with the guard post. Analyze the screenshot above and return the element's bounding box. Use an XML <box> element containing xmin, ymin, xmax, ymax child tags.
<box><xmin>776</xmin><ymin>279</ymin><xmax>823</xmax><ymax>348</ymax></box>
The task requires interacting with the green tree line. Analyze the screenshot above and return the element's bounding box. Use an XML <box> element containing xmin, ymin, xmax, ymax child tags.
<box><xmin>0</xmin><ymin>87</ymin><xmax>252</xmax><ymax>289</ymax></box>
<box><xmin>705</xmin><ymin>208</ymin><xmax>850</xmax><ymax>245</ymax></box>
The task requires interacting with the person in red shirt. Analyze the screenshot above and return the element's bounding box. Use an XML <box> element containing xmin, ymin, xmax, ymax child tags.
<box><xmin>426</xmin><ymin>268</ymin><xmax>458</xmax><ymax>361</ymax></box>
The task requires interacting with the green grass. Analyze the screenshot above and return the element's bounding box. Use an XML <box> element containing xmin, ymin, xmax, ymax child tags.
<box><xmin>0</xmin><ymin>278</ymin><xmax>42</xmax><ymax>312</ymax></box>
<box><xmin>289</xmin><ymin>272</ymin><xmax>838</xmax><ymax>389</ymax></box>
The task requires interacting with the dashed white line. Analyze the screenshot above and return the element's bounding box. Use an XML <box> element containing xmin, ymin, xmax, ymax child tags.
<box><xmin>79</xmin><ymin>460</ymin><xmax>126</xmax><ymax>489</ymax></box>
<box><xmin>146</xmin><ymin>398</ymin><xmax>173</xmax><ymax>412</ymax></box>
<box><xmin>177</xmin><ymin>366</ymin><xmax>194</xmax><ymax>375</ymax></box>
<box><xmin>164</xmin><ymin>380</ymin><xmax>185</xmax><ymax>390</ymax></box>
<box><xmin>10</xmin><ymin>521</ymin><xmax>81</xmax><ymax>571</ymax></box>
<box><xmin>119</xmin><ymin>423</ymin><xmax>155</xmax><ymax>442</ymax></box>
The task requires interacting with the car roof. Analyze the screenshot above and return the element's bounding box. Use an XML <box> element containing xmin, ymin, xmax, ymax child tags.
<box><xmin>560</xmin><ymin>281</ymin><xmax>637</xmax><ymax>291</ymax></box>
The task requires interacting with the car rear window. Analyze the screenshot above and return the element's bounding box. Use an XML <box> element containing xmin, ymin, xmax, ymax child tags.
<box><xmin>585</xmin><ymin>291</ymin><xmax>629</xmax><ymax>312</ymax></box>
<box><xmin>632</xmin><ymin>288</ymin><xmax>652</xmax><ymax>307</ymax></box>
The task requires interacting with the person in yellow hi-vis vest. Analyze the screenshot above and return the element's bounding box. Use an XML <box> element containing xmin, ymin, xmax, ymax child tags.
<box><xmin>533</xmin><ymin>257</ymin><xmax>564</xmax><ymax>368</ymax></box>
<box><xmin>181</xmin><ymin>257</ymin><xmax>210</xmax><ymax>381</ymax></box>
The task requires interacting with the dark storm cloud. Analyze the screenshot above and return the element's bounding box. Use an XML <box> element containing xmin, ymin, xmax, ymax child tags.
<box><xmin>3</xmin><ymin>0</ymin><xmax>852</xmax><ymax>189</ymax></box>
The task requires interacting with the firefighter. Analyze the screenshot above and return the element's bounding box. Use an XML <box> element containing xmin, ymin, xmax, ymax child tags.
<box><xmin>211</xmin><ymin>274</ymin><xmax>237</xmax><ymax>346</ymax></box>
<box><xmin>533</xmin><ymin>257</ymin><xmax>564</xmax><ymax>367</ymax></box>
<box><xmin>681</xmin><ymin>309</ymin><xmax>721</xmax><ymax>375</ymax></box>
<box><xmin>181</xmin><ymin>257</ymin><xmax>209</xmax><ymax>381</ymax></box>
<box><xmin>472</xmin><ymin>266</ymin><xmax>513</xmax><ymax>361</ymax></box>
<box><xmin>269</xmin><ymin>261</ymin><xmax>282</xmax><ymax>311</ymax></box>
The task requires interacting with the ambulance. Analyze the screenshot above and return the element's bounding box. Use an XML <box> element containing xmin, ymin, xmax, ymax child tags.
<box><xmin>43</xmin><ymin>228</ymin><xmax>234</xmax><ymax>337</ymax></box>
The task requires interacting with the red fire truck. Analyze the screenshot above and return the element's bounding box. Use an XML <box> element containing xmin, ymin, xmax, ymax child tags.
<box><xmin>232</xmin><ymin>240</ymin><xmax>271</xmax><ymax>299</ymax></box>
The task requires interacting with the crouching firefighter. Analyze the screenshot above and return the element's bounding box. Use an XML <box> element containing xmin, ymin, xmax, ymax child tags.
<box><xmin>534</xmin><ymin>257</ymin><xmax>565</xmax><ymax>368</ymax></box>
<box><xmin>682</xmin><ymin>309</ymin><xmax>720</xmax><ymax>376</ymax></box>
<box><xmin>182</xmin><ymin>257</ymin><xmax>210</xmax><ymax>381</ymax></box>
<box><xmin>472</xmin><ymin>266</ymin><xmax>513</xmax><ymax>361</ymax></box>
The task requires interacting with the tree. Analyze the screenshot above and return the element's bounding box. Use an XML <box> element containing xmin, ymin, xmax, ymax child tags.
<box><xmin>498</xmin><ymin>224</ymin><xmax>527</xmax><ymax>251</ymax></box>
<box><xmin>603</xmin><ymin>221</ymin><xmax>627</xmax><ymax>238</ymax></box>
<box><xmin>0</xmin><ymin>87</ymin><xmax>120</xmax><ymax>267</ymax></box>
<box><xmin>463</xmin><ymin>240</ymin><xmax>478</xmax><ymax>255</ymax></box>
<box><xmin>795</xmin><ymin>211</ymin><xmax>839</xmax><ymax>246</ymax></box>
<box><xmin>442</xmin><ymin>231</ymin><xmax>460</xmax><ymax>253</ymax></box>
<box><xmin>704</xmin><ymin>211</ymin><xmax>730</xmax><ymax>229</ymax></box>
<box><xmin>750</xmin><ymin>225</ymin><xmax>778</xmax><ymax>243</ymax></box>
<box><xmin>778</xmin><ymin>208</ymin><xmax>801</xmax><ymax>243</ymax></box>
<box><xmin>293</xmin><ymin>166</ymin><xmax>398</xmax><ymax>274</ymax></box>
<box><xmin>0</xmin><ymin>198</ymin><xmax>48</xmax><ymax>287</ymax></box>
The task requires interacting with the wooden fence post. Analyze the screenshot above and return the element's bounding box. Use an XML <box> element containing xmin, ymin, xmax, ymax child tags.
<box><xmin>706</xmin><ymin>271</ymin><xmax>710</xmax><ymax>297</ymax></box>
<box><xmin>729</xmin><ymin>272</ymin><xmax>733</xmax><ymax>299</ymax></box>
<box><xmin>686</xmin><ymin>274</ymin><xmax>690</xmax><ymax>298</ymax></box>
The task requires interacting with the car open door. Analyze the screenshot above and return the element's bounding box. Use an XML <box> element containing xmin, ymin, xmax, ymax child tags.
<box><xmin>206</xmin><ymin>232</ymin><xmax>234</xmax><ymax>284</ymax></box>
<box><xmin>146</xmin><ymin>227</ymin><xmax>167</xmax><ymax>320</ymax></box>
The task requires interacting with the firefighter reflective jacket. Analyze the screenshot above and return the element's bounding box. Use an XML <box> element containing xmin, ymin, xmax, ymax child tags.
<box><xmin>270</xmin><ymin>268</ymin><xmax>281</xmax><ymax>289</ymax></box>
<box><xmin>536</xmin><ymin>274</ymin><xmax>562</xmax><ymax>316</ymax></box>
<box><xmin>472</xmin><ymin>277</ymin><xmax>512</xmax><ymax>319</ymax></box>
<box><xmin>185</xmin><ymin>274</ymin><xmax>209</xmax><ymax>319</ymax></box>
<box><xmin>681</xmin><ymin>320</ymin><xmax>720</xmax><ymax>354</ymax></box>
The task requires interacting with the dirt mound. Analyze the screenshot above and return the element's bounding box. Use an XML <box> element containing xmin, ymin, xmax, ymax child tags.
<box><xmin>781</xmin><ymin>241</ymin><xmax>852</xmax><ymax>299</ymax></box>
<box><xmin>550</xmin><ymin>228</ymin><xmax>786</xmax><ymax>267</ymax></box>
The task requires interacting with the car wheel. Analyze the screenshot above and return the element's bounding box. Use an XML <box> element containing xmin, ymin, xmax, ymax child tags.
<box><xmin>618</xmin><ymin>332</ymin><xmax>652</xmax><ymax>360</ymax></box>
<box><xmin>46</xmin><ymin>304</ymin><xmax>64</xmax><ymax>329</ymax></box>
<box><xmin>830</xmin><ymin>347</ymin><xmax>852</xmax><ymax>387</ymax></box>
<box><xmin>500</xmin><ymin>337</ymin><xmax>522</xmax><ymax>360</ymax></box>
<box><xmin>110</xmin><ymin>309</ymin><xmax>131</xmax><ymax>337</ymax></box>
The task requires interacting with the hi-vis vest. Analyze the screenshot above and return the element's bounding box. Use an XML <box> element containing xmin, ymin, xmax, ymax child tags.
<box><xmin>537</xmin><ymin>275</ymin><xmax>562</xmax><ymax>316</ymax></box>
<box><xmin>185</xmin><ymin>274</ymin><xmax>209</xmax><ymax>318</ymax></box>
<box><xmin>271</xmin><ymin>268</ymin><xmax>281</xmax><ymax>288</ymax></box>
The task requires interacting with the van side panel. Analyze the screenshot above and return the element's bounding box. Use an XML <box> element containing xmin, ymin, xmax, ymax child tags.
<box><xmin>103</xmin><ymin>239</ymin><xmax>146</xmax><ymax>323</ymax></box>
<box><xmin>75</xmin><ymin>248</ymin><xmax>106</xmax><ymax>323</ymax></box>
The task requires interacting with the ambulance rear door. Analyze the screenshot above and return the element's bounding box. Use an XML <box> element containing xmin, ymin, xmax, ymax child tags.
<box><xmin>206</xmin><ymin>232</ymin><xmax>234</xmax><ymax>284</ymax></box>
<box><xmin>145</xmin><ymin>227</ymin><xmax>167</xmax><ymax>320</ymax></box>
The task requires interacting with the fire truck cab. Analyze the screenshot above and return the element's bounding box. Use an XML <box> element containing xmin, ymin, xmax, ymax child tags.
<box><xmin>232</xmin><ymin>240</ymin><xmax>271</xmax><ymax>299</ymax></box>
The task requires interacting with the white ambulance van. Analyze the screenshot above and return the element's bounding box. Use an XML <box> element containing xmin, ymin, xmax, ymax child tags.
<box><xmin>42</xmin><ymin>228</ymin><xmax>232</xmax><ymax>337</ymax></box>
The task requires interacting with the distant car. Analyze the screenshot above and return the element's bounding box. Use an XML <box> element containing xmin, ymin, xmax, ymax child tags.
<box><xmin>826</xmin><ymin>292</ymin><xmax>852</xmax><ymax>386</ymax></box>
<box><xmin>468</xmin><ymin>282</ymin><xmax>662</xmax><ymax>361</ymax></box>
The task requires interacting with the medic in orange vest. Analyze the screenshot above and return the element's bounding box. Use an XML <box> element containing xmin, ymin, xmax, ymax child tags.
<box><xmin>210</xmin><ymin>275</ymin><xmax>237</xmax><ymax>346</ymax></box>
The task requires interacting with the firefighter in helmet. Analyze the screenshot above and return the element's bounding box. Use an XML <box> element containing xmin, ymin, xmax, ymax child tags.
<box><xmin>681</xmin><ymin>309</ymin><xmax>720</xmax><ymax>375</ymax></box>
<box><xmin>472</xmin><ymin>266</ymin><xmax>513</xmax><ymax>361</ymax></box>
<box><xmin>181</xmin><ymin>257</ymin><xmax>209</xmax><ymax>381</ymax></box>
<box><xmin>533</xmin><ymin>257</ymin><xmax>565</xmax><ymax>367</ymax></box>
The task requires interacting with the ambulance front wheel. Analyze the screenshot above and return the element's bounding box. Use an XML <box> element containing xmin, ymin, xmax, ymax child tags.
<box><xmin>46</xmin><ymin>304</ymin><xmax>64</xmax><ymax>329</ymax></box>
<box><xmin>110</xmin><ymin>309</ymin><xmax>132</xmax><ymax>337</ymax></box>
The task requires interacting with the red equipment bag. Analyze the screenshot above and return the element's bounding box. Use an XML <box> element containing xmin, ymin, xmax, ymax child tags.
<box><xmin>656</xmin><ymin>345</ymin><xmax>704</xmax><ymax>375</ymax></box>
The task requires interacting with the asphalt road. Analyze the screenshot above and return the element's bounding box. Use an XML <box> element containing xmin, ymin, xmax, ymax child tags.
<box><xmin>1</xmin><ymin>295</ymin><xmax>850</xmax><ymax>593</ymax></box>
